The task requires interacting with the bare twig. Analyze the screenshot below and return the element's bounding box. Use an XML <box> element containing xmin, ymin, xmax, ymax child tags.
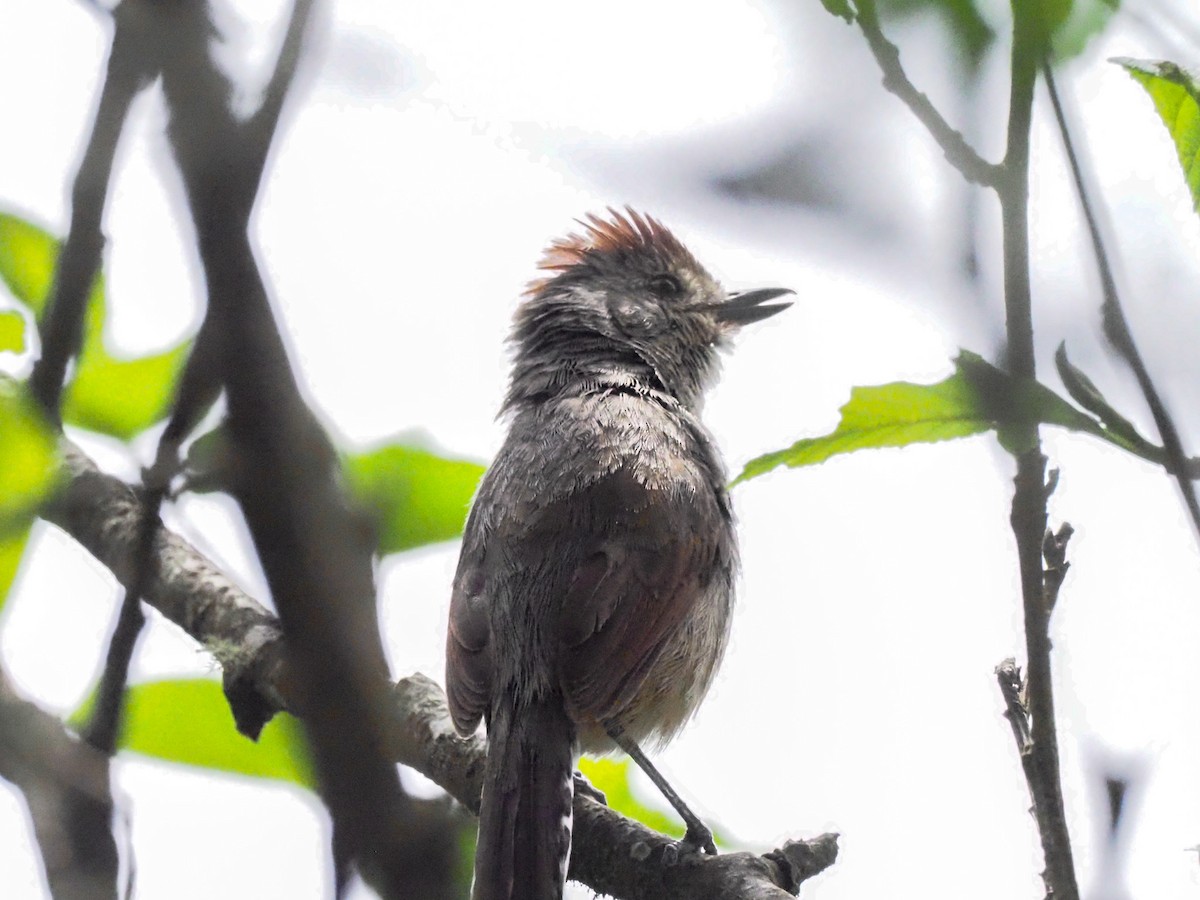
<box><xmin>78</xmin><ymin>488</ymin><xmax>157</xmax><ymax>755</ymax></box>
<box><xmin>47</xmin><ymin>441</ymin><xmax>291</xmax><ymax>734</ymax></box>
<box><xmin>28</xmin><ymin>2</ymin><xmax>154</xmax><ymax>418</ymax></box>
<box><xmin>997</xmin><ymin>13</ymin><xmax>1079</xmax><ymax>899</ymax></box>
<box><xmin>852</xmin><ymin>0</ymin><xmax>1003</xmax><ymax>188</ymax></box>
<box><xmin>1042</xmin><ymin>62</ymin><xmax>1200</xmax><ymax>542</ymax></box>
<box><xmin>249</xmin><ymin>0</ymin><xmax>317</xmax><ymax>149</ymax></box>
<box><xmin>995</xmin><ymin>520</ymin><xmax>1075</xmax><ymax>886</ymax></box>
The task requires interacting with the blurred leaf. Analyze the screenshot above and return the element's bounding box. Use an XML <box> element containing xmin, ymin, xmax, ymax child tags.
<box><xmin>1052</xmin><ymin>0</ymin><xmax>1119</xmax><ymax>62</ymax></box>
<box><xmin>1054</xmin><ymin>343</ymin><xmax>1164</xmax><ymax>461</ymax></box>
<box><xmin>64</xmin><ymin>341</ymin><xmax>189</xmax><ymax>441</ymax></box>
<box><xmin>877</xmin><ymin>0</ymin><xmax>1115</xmax><ymax>69</ymax></box>
<box><xmin>182</xmin><ymin>425</ymin><xmax>235</xmax><ymax>494</ymax></box>
<box><xmin>1116</xmin><ymin>58</ymin><xmax>1200</xmax><ymax>213</ymax></box>
<box><xmin>0</xmin><ymin>381</ymin><xmax>59</xmax><ymax>526</ymax></box>
<box><xmin>0</xmin><ymin>382</ymin><xmax>58</xmax><ymax>616</ymax></box>
<box><xmin>1028</xmin><ymin>0</ymin><xmax>1075</xmax><ymax>45</ymax></box>
<box><xmin>70</xmin><ymin>678</ymin><xmax>315</xmax><ymax>789</ymax></box>
<box><xmin>0</xmin><ymin>527</ymin><xmax>32</xmax><ymax>619</ymax></box>
<box><xmin>0</xmin><ymin>311</ymin><xmax>24</xmax><ymax>352</ymax></box>
<box><xmin>0</xmin><ymin>210</ymin><xmax>191</xmax><ymax>440</ymax></box>
<box><xmin>880</xmin><ymin>0</ymin><xmax>994</xmax><ymax>66</ymax></box>
<box><xmin>0</xmin><ymin>212</ymin><xmax>64</xmax><ymax>318</ymax></box>
<box><xmin>820</xmin><ymin>0</ymin><xmax>855</xmax><ymax>24</ymax></box>
<box><xmin>344</xmin><ymin>440</ymin><xmax>485</xmax><ymax>554</ymax></box>
<box><xmin>735</xmin><ymin>351</ymin><xmax>1155</xmax><ymax>483</ymax></box>
<box><xmin>578</xmin><ymin>757</ymin><xmax>729</xmax><ymax>849</ymax></box>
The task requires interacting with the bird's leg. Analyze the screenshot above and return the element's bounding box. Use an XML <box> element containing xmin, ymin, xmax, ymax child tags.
<box><xmin>604</xmin><ymin>722</ymin><xmax>717</xmax><ymax>855</ymax></box>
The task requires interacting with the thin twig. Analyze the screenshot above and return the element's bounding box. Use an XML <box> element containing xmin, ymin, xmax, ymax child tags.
<box><xmin>852</xmin><ymin>0</ymin><xmax>1003</xmax><ymax>188</ymax></box>
<box><xmin>999</xmin><ymin>14</ymin><xmax>1079</xmax><ymax>899</ymax></box>
<box><xmin>1042</xmin><ymin>62</ymin><xmax>1200</xmax><ymax>542</ymax></box>
<box><xmin>28</xmin><ymin>2</ymin><xmax>154</xmax><ymax>418</ymax></box>
<box><xmin>249</xmin><ymin>0</ymin><xmax>316</xmax><ymax>151</ymax></box>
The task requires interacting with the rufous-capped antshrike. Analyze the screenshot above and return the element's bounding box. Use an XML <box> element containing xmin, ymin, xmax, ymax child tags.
<box><xmin>445</xmin><ymin>208</ymin><xmax>791</xmax><ymax>899</ymax></box>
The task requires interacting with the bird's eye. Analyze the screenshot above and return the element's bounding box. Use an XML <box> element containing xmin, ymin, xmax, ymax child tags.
<box><xmin>647</xmin><ymin>274</ymin><xmax>683</xmax><ymax>299</ymax></box>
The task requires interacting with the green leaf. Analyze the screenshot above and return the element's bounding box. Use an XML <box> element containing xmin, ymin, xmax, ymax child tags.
<box><xmin>0</xmin><ymin>210</ymin><xmax>191</xmax><ymax>440</ymax></box>
<box><xmin>1028</xmin><ymin>0</ymin><xmax>1076</xmax><ymax>46</ymax></box>
<box><xmin>734</xmin><ymin>351</ymin><xmax>1144</xmax><ymax>484</ymax></box>
<box><xmin>0</xmin><ymin>382</ymin><xmax>59</xmax><ymax>616</ymax></box>
<box><xmin>0</xmin><ymin>310</ymin><xmax>25</xmax><ymax>353</ymax></box>
<box><xmin>182</xmin><ymin>425</ymin><xmax>235</xmax><ymax>494</ymax></box>
<box><xmin>1115</xmin><ymin>58</ymin><xmax>1200</xmax><ymax>214</ymax></box>
<box><xmin>577</xmin><ymin>757</ymin><xmax>729</xmax><ymax>849</ymax></box>
<box><xmin>1051</xmin><ymin>0</ymin><xmax>1119</xmax><ymax>62</ymax></box>
<box><xmin>343</xmin><ymin>439</ymin><xmax>485</xmax><ymax>554</ymax></box>
<box><xmin>1054</xmin><ymin>343</ymin><xmax>1165</xmax><ymax>462</ymax></box>
<box><xmin>820</xmin><ymin>0</ymin><xmax>855</xmax><ymax>24</ymax></box>
<box><xmin>877</xmin><ymin>0</ymin><xmax>1115</xmax><ymax>69</ymax></box>
<box><xmin>0</xmin><ymin>526</ymin><xmax>33</xmax><ymax>619</ymax></box>
<box><xmin>70</xmin><ymin>678</ymin><xmax>315</xmax><ymax>788</ymax></box>
<box><xmin>880</xmin><ymin>0</ymin><xmax>994</xmax><ymax>66</ymax></box>
<box><xmin>0</xmin><ymin>382</ymin><xmax>59</xmax><ymax>527</ymax></box>
<box><xmin>64</xmin><ymin>341</ymin><xmax>190</xmax><ymax>441</ymax></box>
<box><xmin>0</xmin><ymin>213</ymin><xmax>63</xmax><ymax>317</ymax></box>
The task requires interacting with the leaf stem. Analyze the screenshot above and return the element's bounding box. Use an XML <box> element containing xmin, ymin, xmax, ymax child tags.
<box><xmin>1042</xmin><ymin>62</ymin><xmax>1200</xmax><ymax>542</ymax></box>
<box><xmin>852</xmin><ymin>0</ymin><xmax>1003</xmax><ymax>187</ymax></box>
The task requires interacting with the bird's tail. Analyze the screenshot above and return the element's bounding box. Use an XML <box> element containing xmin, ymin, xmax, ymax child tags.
<box><xmin>472</xmin><ymin>695</ymin><xmax>576</xmax><ymax>900</ymax></box>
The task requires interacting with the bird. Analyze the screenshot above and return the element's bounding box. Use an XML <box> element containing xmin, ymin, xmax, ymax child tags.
<box><xmin>445</xmin><ymin>207</ymin><xmax>791</xmax><ymax>899</ymax></box>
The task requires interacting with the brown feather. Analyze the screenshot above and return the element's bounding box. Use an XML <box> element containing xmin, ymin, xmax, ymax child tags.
<box><xmin>525</xmin><ymin>206</ymin><xmax>700</xmax><ymax>296</ymax></box>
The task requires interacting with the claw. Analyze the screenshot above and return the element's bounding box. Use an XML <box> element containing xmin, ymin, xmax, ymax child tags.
<box><xmin>683</xmin><ymin>822</ymin><xmax>717</xmax><ymax>856</ymax></box>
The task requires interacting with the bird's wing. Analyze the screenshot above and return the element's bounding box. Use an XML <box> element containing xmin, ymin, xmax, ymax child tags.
<box><xmin>555</xmin><ymin>468</ymin><xmax>721</xmax><ymax>726</ymax></box>
<box><xmin>446</xmin><ymin>515</ymin><xmax>493</xmax><ymax>736</ymax></box>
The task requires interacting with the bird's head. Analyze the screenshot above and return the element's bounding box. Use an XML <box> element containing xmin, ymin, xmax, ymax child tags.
<box><xmin>505</xmin><ymin>207</ymin><xmax>791</xmax><ymax>412</ymax></box>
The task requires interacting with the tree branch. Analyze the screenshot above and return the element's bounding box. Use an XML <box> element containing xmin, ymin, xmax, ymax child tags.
<box><xmin>28</xmin><ymin>1</ymin><xmax>154</xmax><ymax>418</ymax></box>
<box><xmin>998</xmin><ymin>10</ymin><xmax>1078</xmax><ymax>897</ymax></box>
<box><xmin>150</xmin><ymin>1</ymin><xmax>456</xmax><ymax>892</ymax></box>
<box><xmin>47</xmin><ymin>441</ymin><xmax>292</xmax><ymax>735</ymax></box>
<box><xmin>40</xmin><ymin>442</ymin><xmax>838</xmax><ymax>898</ymax></box>
<box><xmin>852</xmin><ymin>0</ymin><xmax>1002</xmax><ymax>188</ymax></box>
<box><xmin>1041</xmin><ymin>62</ymin><xmax>1200</xmax><ymax>542</ymax></box>
<box><xmin>19</xmin><ymin>5</ymin><xmax>162</xmax><ymax>894</ymax></box>
<box><xmin>0</xmin><ymin>667</ymin><xmax>120</xmax><ymax>900</ymax></box>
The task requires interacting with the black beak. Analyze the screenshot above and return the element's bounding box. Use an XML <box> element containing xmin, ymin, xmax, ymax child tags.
<box><xmin>715</xmin><ymin>287</ymin><xmax>794</xmax><ymax>325</ymax></box>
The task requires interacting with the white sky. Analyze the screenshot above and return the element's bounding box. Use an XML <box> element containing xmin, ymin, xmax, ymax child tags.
<box><xmin>4</xmin><ymin>1</ymin><xmax>1200</xmax><ymax>898</ymax></box>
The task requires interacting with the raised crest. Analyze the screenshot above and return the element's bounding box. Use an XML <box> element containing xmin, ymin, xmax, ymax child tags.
<box><xmin>527</xmin><ymin>206</ymin><xmax>699</xmax><ymax>295</ymax></box>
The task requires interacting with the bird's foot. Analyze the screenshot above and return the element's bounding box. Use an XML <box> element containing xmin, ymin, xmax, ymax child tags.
<box><xmin>682</xmin><ymin>821</ymin><xmax>717</xmax><ymax>856</ymax></box>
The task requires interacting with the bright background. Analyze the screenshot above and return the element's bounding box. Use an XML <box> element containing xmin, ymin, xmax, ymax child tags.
<box><xmin>3</xmin><ymin>1</ymin><xmax>1200</xmax><ymax>897</ymax></box>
